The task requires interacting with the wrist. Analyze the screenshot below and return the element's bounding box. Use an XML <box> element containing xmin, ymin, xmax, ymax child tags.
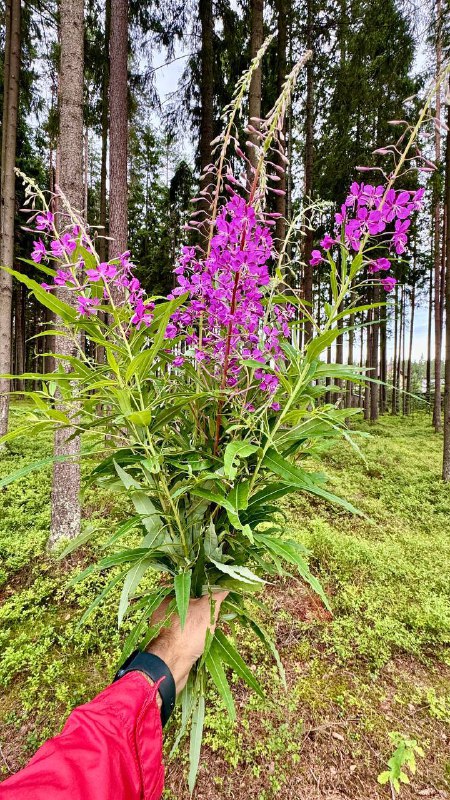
<box><xmin>145</xmin><ymin>641</ymin><xmax>187</xmax><ymax>695</ymax></box>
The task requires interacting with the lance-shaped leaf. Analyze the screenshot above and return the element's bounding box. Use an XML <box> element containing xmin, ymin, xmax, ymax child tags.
<box><xmin>118</xmin><ymin>556</ymin><xmax>157</xmax><ymax>626</ymax></box>
<box><xmin>209</xmin><ymin>559</ymin><xmax>265</xmax><ymax>586</ymax></box>
<box><xmin>188</xmin><ymin>695</ymin><xmax>205</xmax><ymax>794</ymax></box>
<box><xmin>223</xmin><ymin>441</ymin><xmax>259</xmax><ymax>479</ymax></box>
<box><xmin>205</xmin><ymin>642</ymin><xmax>236</xmax><ymax>720</ymax></box>
<box><xmin>214</xmin><ymin>630</ymin><xmax>264</xmax><ymax>698</ymax></box>
<box><xmin>1</xmin><ymin>266</ymin><xmax>78</xmax><ymax>322</ymax></box>
<box><xmin>174</xmin><ymin>570</ymin><xmax>192</xmax><ymax>629</ymax></box>
<box><xmin>262</xmin><ymin>448</ymin><xmax>364</xmax><ymax>516</ymax></box>
<box><xmin>255</xmin><ymin>532</ymin><xmax>330</xmax><ymax>610</ymax></box>
<box><xmin>114</xmin><ymin>461</ymin><xmax>164</xmax><ymax>543</ymax></box>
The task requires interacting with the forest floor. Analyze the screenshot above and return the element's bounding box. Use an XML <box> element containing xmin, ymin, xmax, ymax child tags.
<box><xmin>0</xmin><ymin>410</ymin><xmax>449</xmax><ymax>799</ymax></box>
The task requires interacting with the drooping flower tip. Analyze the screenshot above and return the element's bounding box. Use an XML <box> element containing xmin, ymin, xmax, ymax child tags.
<box><xmin>380</xmin><ymin>276</ymin><xmax>397</xmax><ymax>292</ymax></box>
<box><xmin>309</xmin><ymin>249</ymin><xmax>323</xmax><ymax>266</ymax></box>
<box><xmin>320</xmin><ymin>234</ymin><xmax>334</xmax><ymax>250</ymax></box>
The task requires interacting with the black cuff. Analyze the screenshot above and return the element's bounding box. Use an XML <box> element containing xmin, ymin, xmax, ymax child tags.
<box><xmin>113</xmin><ymin>650</ymin><xmax>176</xmax><ymax>727</ymax></box>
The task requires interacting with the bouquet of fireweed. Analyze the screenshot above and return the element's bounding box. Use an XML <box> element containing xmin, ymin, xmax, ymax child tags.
<box><xmin>1</xmin><ymin>44</ymin><xmax>428</xmax><ymax>788</ymax></box>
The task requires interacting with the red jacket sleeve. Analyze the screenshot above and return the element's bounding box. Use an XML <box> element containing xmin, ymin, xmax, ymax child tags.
<box><xmin>0</xmin><ymin>672</ymin><xmax>164</xmax><ymax>800</ymax></box>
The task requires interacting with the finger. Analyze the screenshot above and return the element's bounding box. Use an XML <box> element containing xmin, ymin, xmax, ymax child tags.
<box><xmin>211</xmin><ymin>590</ymin><xmax>229</xmax><ymax>622</ymax></box>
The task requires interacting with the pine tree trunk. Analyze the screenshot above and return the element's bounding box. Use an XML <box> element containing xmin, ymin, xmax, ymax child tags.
<box><xmin>359</xmin><ymin>319</ymin><xmax>364</xmax><ymax>408</ymax></box>
<box><xmin>364</xmin><ymin>309</ymin><xmax>372</xmax><ymax>420</ymax></box>
<box><xmin>274</xmin><ymin>0</ymin><xmax>287</xmax><ymax>247</ymax></box>
<box><xmin>405</xmin><ymin>283</ymin><xmax>416</xmax><ymax>416</ymax></box>
<box><xmin>370</xmin><ymin>286</ymin><xmax>379</xmax><ymax>422</ymax></box>
<box><xmin>15</xmin><ymin>283</ymin><xmax>25</xmax><ymax>391</ymax></box>
<box><xmin>392</xmin><ymin>284</ymin><xmax>398</xmax><ymax>414</ymax></box>
<box><xmin>199</xmin><ymin>0</ymin><xmax>214</xmax><ymax>215</ymax></box>
<box><xmin>49</xmin><ymin>0</ymin><xmax>84</xmax><ymax>548</ymax></box>
<box><xmin>379</xmin><ymin>309</ymin><xmax>387</xmax><ymax>414</ymax></box>
<box><xmin>302</xmin><ymin>0</ymin><xmax>314</xmax><ymax>340</ymax></box>
<box><xmin>247</xmin><ymin>0</ymin><xmax>263</xmax><ymax>172</ymax></box>
<box><xmin>109</xmin><ymin>0</ymin><xmax>128</xmax><ymax>271</ymax></box>
<box><xmin>0</xmin><ymin>0</ymin><xmax>20</xmax><ymax>438</ymax></box>
<box><xmin>433</xmin><ymin>0</ymin><xmax>443</xmax><ymax>431</ymax></box>
<box><xmin>400</xmin><ymin>285</ymin><xmax>406</xmax><ymax>414</ymax></box>
<box><xmin>426</xmin><ymin>261</ymin><xmax>433</xmax><ymax>405</ymax></box>
<box><xmin>442</xmin><ymin>88</ymin><xmax>450</xmax><ymax>480</ymax></box>
<box><xmin>99</xmin><ymin>0</ymin><xmax>110</xmax><ymax>263</ymax></box>
<box><xmin>347</xmin><ymin>315</ymin><xmax>354</xmax><ymax>407</ymax></box>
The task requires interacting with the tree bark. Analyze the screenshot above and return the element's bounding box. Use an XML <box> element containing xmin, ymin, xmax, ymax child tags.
<box><xmin>347</xmin><ymin>314</ymin><xmax>354</xmax><ymax>407</ymax></box>
<box><xmin>370</xmin><ymin>285</ymin><xmax>380</xmax><ymax>422</ymax></box>
<box><xmin>0</xmin><ymin>0</ymin><xmax>20</xmax><ymax>437</ymax></box>
<box><xmin>433</xmin><ymin>0</ymin><xmax>443</xmax><ymax>431</ymax></box>
<box><xmin>400</xmin><ymin>284</ymin><xmax>406</xmax><ymax>414</ymax></box>
<box><xmin>274</xmin><ymin>0</ymin><xmax>287</xmax><ymax>247</ymax></box>
<box><xmin>302</xmin><ymin>0</ymin><xmax>314</xmax><ymax>340</ymax></box>
<box><xmin>405</xmin><ymin>283</ymin><xmax>416</xmax><ymax>415</ymax></box>
<box><xmin>392</xmin><ymin>283</ymin><xmax>399</xmax><ymax>414</ymax></box>
<box><xmin>379</xmin><ymin>313</ymin><xmax>387</xmax><ymax>414</ymax></box>
<box><xmin>199</xmin><ymin>0</ymin><xmax>214</xmax><ymax>223</ymax></box>
<box><xmin>247</xmin><ymin>0</ymin><xmax>263</xmax><ymax>172</ymax></box>
<box><xmin>426</xmin><ymin>260</ymin><xmax>433</xmax><ymax>405</ymax></box>
<box><xmin>442</xmin><ymin>87</ymin><xmax>450</xmax><ymax>480</ymax></box>
<box><xmin>14</xmin><ymin>283</ymin><xmax>25</xmax><ymax>391</ymax></box>
<box><xmin>49</xmin><ymin>0</ymin><xmax>84</xmax><ymax>548</ymax></box>
<box><xmin>109</xmin><ymin>0</ymin><xmax>128</xmax><ymax>271</ymax></box>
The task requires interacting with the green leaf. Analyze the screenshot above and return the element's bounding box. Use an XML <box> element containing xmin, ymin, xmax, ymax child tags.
<box><xmin>262</xmin><ymin>448</ymin><xmax>364</xmax><ymax>516</ymax></box>
<box><xmin>121</xmin><ymin>590</ymin><xmax>172</xmax><ymax>661</ymax></box>
<box><xmin>254</xmin><ymin>533</ymin><xmax>330</xmax><ymax>610</ymax></box>
<box><xmin>58</xmin><ymin>524</ymin><xmax>99</xmax><ymax>559</ymax></box>
<box><xmin>188</xmin><ymin>695</ymin><xmax>205</xmax><ymax>794</ymax></box>
<box><xmin>205</xmin><ymin>643</ymin><xmax>236</xmax><ymax>720</ymax></box>
<box><xmin>126</xmin><ymin>409</ymin><xmax>152</xmax><ymax>427</ymax></box>
<box><xmin>307</xmin><ymin>328</ymin><xmax>343</xmax><ymax>362</ymax></box>
<box><xmin>103</xmin><ymin>516</ymin><xmax>142</xmax><ymax>548</ymax></box>
<box><xmin>0</xmin><ymin>454</ymin><xmax>78</xmax><ymax>488</ymax></box>
<box><xmin>210</xmin><ymin>559</ymin><xmax>265</xmax><ymax>586</ymax></box>
<box><xmin>214</xmin><ymin>630</ymin><xmax>264</xmax><ymax>698</ymax></box>
<box><xmin>113</xmin><ymin>462</ymin><xmax>163</xmax><ymax>542</ymax></box>
<box><xmin>227</xmin><ymin>480</ymin><xmax>250</xmax><ymax>511</ymax></box>
<box><xmin>223</xmin><ymin>441</ymin><xmax>258</xmax><ymax>479</ymax></box>
<box><xmin>174</xmin><ymin>570</ymin><xmax>192</xmax><ymax>629</ymax></box>
<box><xmin>125</xmin><ymin>296</ymin><xmax>186</xmax><ymax>383</ymax></box>
<box><xmin>377</xmin><ymin>771</ymin><xmax>391</xmax><ymax>785</ymax></box>
<box><xmin>1</xmin><ymin>266</ymin><xmax>78</xmax><ymax>322</ymax></box>
<box><xmin>77</xmin><ymin>571</ymin><xmax>127</xmax><ymax>627</ymax></box>
<box><xmin>247</xmin><ymin>618</ymin><xmax>286</xmax><ymax>687</ymax></box>
<box><xmin>118</xmin><ymin>557</ymin><xmax>155</xmax><ymax>626</ymax></box>
<box><xmin>246</xmin><ymin>482</ymin><xmax>292</xmax><ymax>511</ymax></box>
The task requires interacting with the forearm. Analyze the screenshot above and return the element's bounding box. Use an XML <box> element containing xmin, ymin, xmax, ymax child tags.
<box><xmin>0</xmin><ymin>673</ymin><xmax>164</xmax><ymax>800</ymax></box>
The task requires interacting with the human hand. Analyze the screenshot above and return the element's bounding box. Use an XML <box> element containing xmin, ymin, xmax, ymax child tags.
<box><xmin>146</xmin><ymin>591</ymin><xmax>228</xmax><ymax>694</ymax></box>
